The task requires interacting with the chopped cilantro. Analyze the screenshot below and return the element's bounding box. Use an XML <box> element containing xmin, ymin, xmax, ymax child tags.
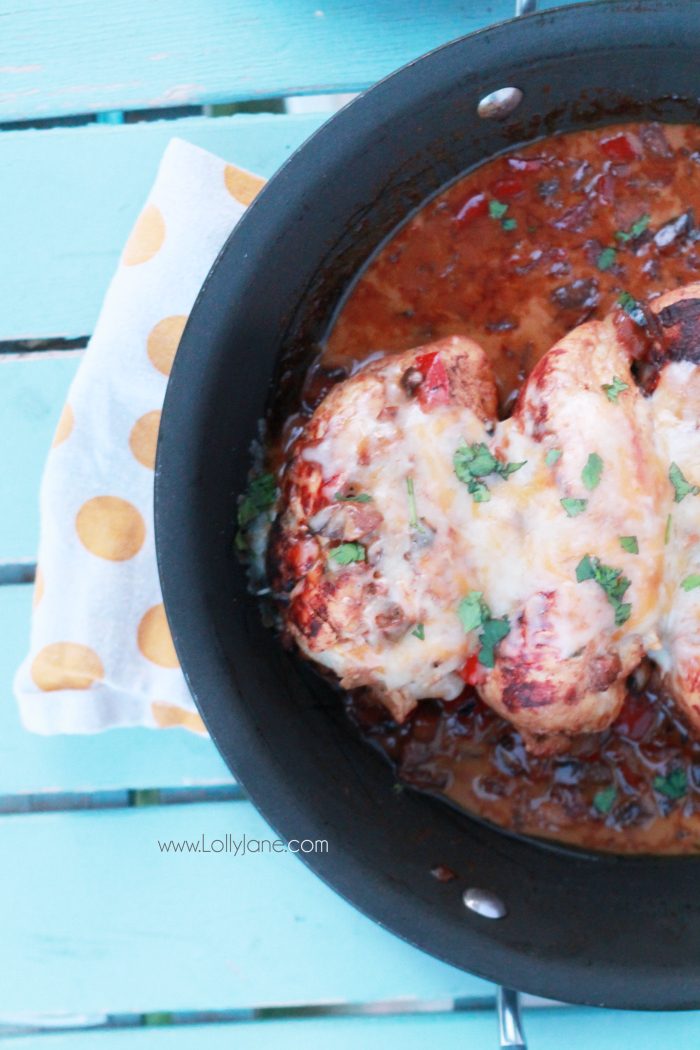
<box><xmin>412</xmin><ymin>623</ymin><xmax>425</xmax><ymax>640</ymax></box>
<box><xmin>457</xmin><ymin>592</ymin><xmax>489</xmax><ymax>633</ymax></box>
<box><xmin>546</xmin><ymin>448</ymin><xmax>562</xmax><ymax>467</ymax></box>
<box><xmin>561</xmin><ymin>497</ymin><xmax>587</xmax><ymax>517</ymax></box>
<box><xmin>665</xmin><ymin>513</ymin><xmax>672</xmax><ymax>545</ymax></box>
<box><xmin>601</xmin><ymin>376</ymin><xmax>629</xmax><ymax>403</ymax></box>
<box><xmin>615</xmin><ymin>213</ymin><xmax>650</xmax><ymax>243</ymax></box>
<box><xmin>669</xmin><ymin>462</ymin><xmax>700</xmax><ymax>503</ymax></box>
<box><xmin>329</xmin><ymin>542</ymin><xmax>366</xmax><ymax>565</ymax></box>
<box><xmin>617</xmin><ymin>291</ymin><xmax>646</xmax><ymax>327</ymax></box>
<box><xmin>619</xmin><ymin>535</ymin><xmax>639</xmax><ymax>554</ymax></box>
<box><xmin>478</xmin><ymin>617</ymin><xmax>511</xmax><ymax>668</ymax></box>
<box><xmin>454</xmin><ymin>442</ymin><xmax>526</xmax><ymax>503</ymax></box>
<box><xmin>653</xmin><ymin>768</ymin><xmax>687</xmax><ymax>800</ymax></box>
<box><xmin>489</xmin><ymin>199</ymin><xmax>508</xmax><ymax>219</ymax></box>
<box><xmin>576</xmin><ymin>554</ymin><xmax>632</xmax><ymax>626</ymax></box>
<box><xmin>593</xmin><ymin>785</ymin><xmax>617</xmax><ymax>814</ymax></box>
<box><xmin>582</xmin><ymin>452</ymin><xmax>604</xmax><ymax>491</ymax></box>
<box><xmin>237</xmin><ymin>472</ymin><xmax>277</xmax><ymax>529</ymax></box>
<box><xmin>681</xmin><ymin>574</ymin><xmax>700</xmax><ymax>592</ymax></box>
<box><xmin>597</xmin><ymin>247</ymin><xmax>617</xmax><ymax>271</ymax></box>
<box><xmin>334</xmin><ymin>491</ymin><xmax>372</xmax><ymax>503</ymax></box>
<box><xmin>457</xmin><ymin>592</ymin><xmax>510</xmax><ymax>668</ymax></box>
<box><xmin>501</xmin><ymin>217</ymin><xmax>518</xmax><ymax>231</ymax></box>
<box><xmin>406</xmin><ymin>476</ymin><xmax>422</xmax><ymax>530</ymax></box>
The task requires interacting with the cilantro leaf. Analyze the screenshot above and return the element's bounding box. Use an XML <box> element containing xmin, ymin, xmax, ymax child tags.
<box><xmin>597</xmin><ymin>247</ymin><xmax>616</xmax><ymax>271</ymax></box>
<box><xmin>681</xmin><ymin>574</ymin><xmax>700</xmax><ymax>592</ymax></box>
<box><xmin>489</xmin><ymin>199</ymin><xmax>508</xmax><ymax>219</ymax></box>
<box><xmin>501</xmin><ymin>217</ymin><xmax>518</xmax><ymax>231</ymax></box>
<box><xmin>669</xmin><ymin>462</ymin><xmax>700</xmax><ymax>503</ymax></box>
<box><xmin>412</xmin><ymin>623</ymin><xmax>425</xmax><ymax>640</ymax></box>
<box><xmin>619</xmin><ymin>535</ymin><xmax>639</xmax><ymax>554</ymax></box>
<box><xmin>582</xmin><ymin>452</ymin><xmax>604</xmax><ymax>491</ymax></box>
<box><xmin>575</xmin><ymin>554</ymin><xmax>632</xmax><ymax>626</ymax></box>
<box><xmin>329</xmin><ymin>542</ymin><xmax>366</xmax><ymax>565</ymax></box>
<box><xmin>593</xmin><ymin>786</ymin><xmax>617</xmax><ymax>814</ymax></box>
<box><xmin>478</xmin><ymin>617</ymin><xmax>511</xmax><ymax>668</ymax></box>
<box><xmin>238</xmin><ymin>472</ymin><xmax>277</xmax><ymax>529</ymax></box>
<box><xmin>615</xmin><ymin>213</ymin><xmax>650</xmax><ymax>243</ymax></box>
<box><xmin>653</xmin><ymin>768</ymin><xmax>687</xmax><ymax>800</ymax></box>
<box><xmin>601</xmin><ymin>376</ymin><xmax>629</xmax><ymax>403</ymax></box>
<box><xmin>457</xmin><ymin>592</ymin><xmax>510</xmax><ymax>668</ymax></box>
<box><xmin>334</xmin><ymin>491</ymin><xmax>372</xmax><ymax>503</ymax></box>
<box><xmin>561</xmin><ymin>497</ymin><xmax>588</xmax><ymax>517</ymax></box>
<box><xmin>454</xmin><ymin>443</ymin><xmax>527</xmax><ymax>503</ymax></box>
<box><xmin>457</xmin><ymin>592</ymin><xmax>489</xmax><ymax>633</ymax></box>
<box><xmin>546</xmin><ymin>448</ymin><xmax>562</xmax><ymax>467</ymax></box>
<box><xmin>617</xmin><ymin>291</ymin><xmax>646</xmax><ymax>327</ymax></box>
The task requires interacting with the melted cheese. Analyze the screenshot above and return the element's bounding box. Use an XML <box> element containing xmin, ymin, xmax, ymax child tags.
<box><xmin>281</xmin><ymin>319</ymin><xmax>700</xmax><ymax>738</ymax></box>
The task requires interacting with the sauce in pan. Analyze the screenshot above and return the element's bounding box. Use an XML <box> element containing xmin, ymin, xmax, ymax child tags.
<box><xmin>283</xmin><ymin>122</ymin><xmax>700</xmax><ymax>854</ymax></box>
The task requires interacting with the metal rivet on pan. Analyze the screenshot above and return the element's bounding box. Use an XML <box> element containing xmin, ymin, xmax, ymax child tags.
<box><xmin>462</xmin><ymin>886</ymin><xmax>508</xmax><ymax>919</ymax></box>
<box><xmin>477</xmin><ymin>87</ymin><xmax>524</xmax><ymax>120</ymax></box>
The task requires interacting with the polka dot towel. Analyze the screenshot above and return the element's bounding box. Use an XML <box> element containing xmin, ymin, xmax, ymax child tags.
<box><xmin>14</xmin><ymin>138</ymin><xmax>265</xmax><ymax>734</ymax></box>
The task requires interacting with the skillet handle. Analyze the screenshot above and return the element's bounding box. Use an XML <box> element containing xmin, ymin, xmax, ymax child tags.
<box><xmin>498</xmin><ymin>987</ymin><xmax>527</xmax><ymax>1048</ymax></box>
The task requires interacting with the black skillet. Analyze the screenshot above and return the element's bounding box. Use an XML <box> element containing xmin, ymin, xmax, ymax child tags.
<box><xmin>155</xmin><ymin>0</ymin><xmax>700</xmax><ymax>1010</ymax></box>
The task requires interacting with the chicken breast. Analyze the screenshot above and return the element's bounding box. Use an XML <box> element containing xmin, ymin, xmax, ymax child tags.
<box><xmin>475</xmin><ymin>314</ymin><xmax>666</xmax><ymax>748</ymax></box>
<box><xmin>269</xmin><ymin>335</ymin><xmax>499</xmax><ymax>722</ymax></box>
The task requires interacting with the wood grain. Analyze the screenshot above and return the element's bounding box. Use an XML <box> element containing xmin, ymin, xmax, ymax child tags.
<box><xmin>0</xmin><ymin>801</ymin><xmax>491</xmax><ymax>1013</ymax></box>
<box><xmin>0</xmin><ymin>0</ymin><xmax>582</xmax><ymax>121</ymax></box>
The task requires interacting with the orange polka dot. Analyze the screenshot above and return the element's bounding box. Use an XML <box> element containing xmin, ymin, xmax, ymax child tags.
<box><xmin>152</xmin><ymin>701</ymin><xmax>207</xmax><ymax>734</ymax></box>
<box><xmin>33</xmin><ymin>566</ymin><xmax>44</xmax><ymax>607</ymax></box>
<box><xmin>31</xmin><ymin>642</ymin><xmax>103</xmax><ymax>692</ymax></box>
<box><xmin>129</xmin><ymin>410</ymin><xmax>161</xmax><ymax>470</ymax></box>
<box><xmin>122</xmin><ymin>204</ymin><xmax>165</xmax><ymax>266</ymax></box>
<box><xmin>52</xmin><ymin>403</ymin><xmax>74</xmax><ymax>447</ymax></box>
<box><xmin>138</xmin><ymin>604</ymin><xmax>179</xmax><ymax>668</ymax></box>
<box><xmin>76</xmin><ymin>496</ymin><xmax>145</xmax><ymax>561</ymax></box>
<box><xmin>224</xmin><ymin>164</ymin><xmax>266</xmax><ymax>206</ymax></box>
<box><xmin>147</xmin><ymin>315</ymin><xmax>187</xmax><ymax>376</ymax></box>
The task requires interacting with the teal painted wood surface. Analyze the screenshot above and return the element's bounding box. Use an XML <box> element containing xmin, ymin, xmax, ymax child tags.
<box><xmin>0</xmin><ymin>587</ymin><xmax>230</xmax><ymax>794</ymax></box>
<box><xmin>0</xmin><ymin>357</ymin><xmax>78</xmax><ymax>560</ymax></box>
<box><xmin>0</xmin><ymin>802</ymin><xmax>492</xmax><ymax>1014</ymax></box>
<box><xmin>0</xmin><ymin>114</ymin><xmax>325</xmax><ymax>341</ymax></box>
<box><xmin>7</xmin><ymin>1009</ymin><xmax>700</xmax><ymax>1049</ymax></box>
<box><xmin>0</xmin><ymin>0</ymin><xmax>589</xmax><ymax>122</ymax></box>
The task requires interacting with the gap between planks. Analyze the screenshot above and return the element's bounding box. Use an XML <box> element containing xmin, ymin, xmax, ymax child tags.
<box><xmin>0</xmin><ymin>994</ymin><xmax>564</xmax><ymax>1038</ymax></box>
<box><xmin>0</xmin><ymin>783</ymin><xmax>244</xmax><ymax>815</ymax></box>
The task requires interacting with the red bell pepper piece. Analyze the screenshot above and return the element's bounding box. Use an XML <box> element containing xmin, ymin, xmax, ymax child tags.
<box><xmin>490</xmin><ymin>174</ymin><xmax>524</xmax><ymax>199</ymax></box>
<box><xmin>415</xmin><ymin>351</ymin><xmax>450</xmax><ymax>409</ymax></box>
<box><xmin>454</xmin><ymin>191</ymin><xmax>489</xmax><ymax>225</ymax></box>
<box><xmin>600</xmin><ymin>133</ymin><xmax>636</xmax><ymax>163</ymax></box>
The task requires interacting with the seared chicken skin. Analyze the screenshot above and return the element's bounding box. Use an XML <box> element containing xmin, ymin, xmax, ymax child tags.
<box><xmin>268</xmin><ymin>284</ymin><xmax>700</xmax><ymax>748</ymax></box>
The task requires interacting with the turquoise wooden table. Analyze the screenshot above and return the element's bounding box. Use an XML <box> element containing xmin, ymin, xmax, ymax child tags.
<box><xmin>2</xmin><ymin>2</ymin><xmax>700</xmax><ymax>1046</ymax></box>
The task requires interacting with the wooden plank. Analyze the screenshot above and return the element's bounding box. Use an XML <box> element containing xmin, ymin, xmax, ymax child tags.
<box><xmin>7</xmin><ymin>1009</ymin><xmax>700</xmax><ymax>1049</ymax></box>
<box><xmin>0</xmin><ymin>113</ymin><xmax>325</xmax><ymax>342</ymax></box>
<box><xmin>0</xmin><ymin>356</ymin><xmax>78</xmax><ymax>561</ymax></box>
<box><xmin>0</xmin><ymin>802</ymin><xmax>492</xmax><ymax>1014</ymax></box>
<box><xmin>0</xmin><ymin>0</ymin><xmax>582</xmax><ymax>122</ymax></box>
<box><xmin>0</xmin><ymin>586</ymin><xmax>231</xmax><ymax>794</ymax></box>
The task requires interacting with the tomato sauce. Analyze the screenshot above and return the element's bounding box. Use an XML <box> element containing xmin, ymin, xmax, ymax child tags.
<box><xmin>286</xmin><ymin>122</ymin><xmax>700</xmax><ymax>854</ymax></box>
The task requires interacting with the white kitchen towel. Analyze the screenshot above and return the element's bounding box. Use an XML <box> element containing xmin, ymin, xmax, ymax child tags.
<box><xmin>13</xmin><ymin>138</ymin><xmax>265</xmax><ymax>734</ymax></box>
